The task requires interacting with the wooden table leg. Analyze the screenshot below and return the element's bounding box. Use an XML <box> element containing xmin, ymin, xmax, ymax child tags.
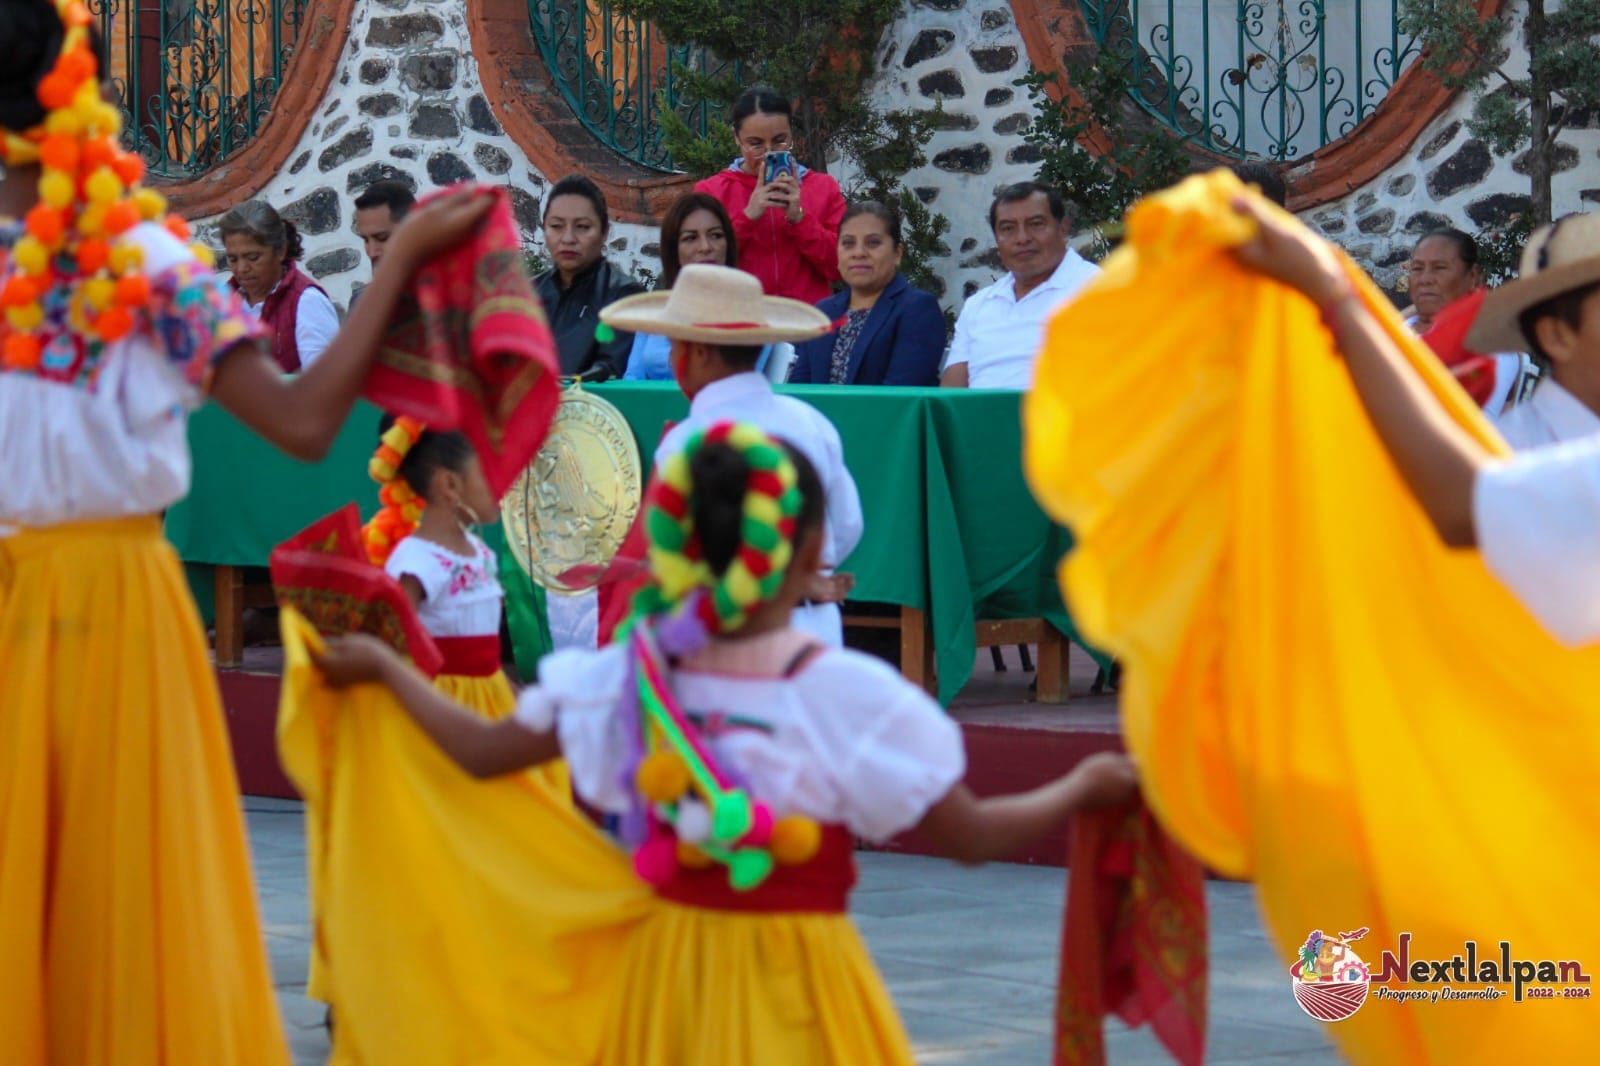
<box><xmin>899</xmin><ymin>605</ymin><xmax>937</xmax><ymax>697</ymax></box>
<box><xmin>214</xmin><ymin>564</ymin><xmax>244</xmax><ymax>668</ymax></box>
<box><xmin>1035</xmin><ymin>625</ymin><xmax>1070</xmax><ymax>704</ymax></box>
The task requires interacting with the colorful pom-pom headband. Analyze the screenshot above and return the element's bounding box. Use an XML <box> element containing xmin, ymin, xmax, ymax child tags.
<box><xmin>638</xmin><ymin>421</ymin><xmax>801</xmax><ymax>634</ymax></box>
<box><xmin>1</xmin><ymin>0</ymin><xmax>208</xmax><ymax>371</ymax></box>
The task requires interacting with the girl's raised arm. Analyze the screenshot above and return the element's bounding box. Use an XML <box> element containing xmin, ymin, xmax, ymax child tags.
<box><xmin>316</xmin><ymin>633</ymin><xmax>559</xmax><ymax>778</ymax></box>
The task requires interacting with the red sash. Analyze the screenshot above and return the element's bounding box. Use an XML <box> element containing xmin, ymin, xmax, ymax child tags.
<box><xmin>434</xmin><ymin>635</ymin><xmax>502</xmax><ymax>678</ymax></box>
<box><xmin>652</xmin><ymin>825</ymin><xmax>856</xmax><ymax>914</ymax></box>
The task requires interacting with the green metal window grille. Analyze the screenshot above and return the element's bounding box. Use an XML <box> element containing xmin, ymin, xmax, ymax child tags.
<box><xmin>1080</xmin><ymin>1</ymin><xmax>1422</xmax><ymax>160</ymax></box>
<box><xmin>91</xmin><ymin>0</ymin><xmax>311</xmax><ymax>180</ymax></box>
<box><xmin>528</xmin><ymin>0</ymin><xmax>751</xmax><ymax>172</ymax></box>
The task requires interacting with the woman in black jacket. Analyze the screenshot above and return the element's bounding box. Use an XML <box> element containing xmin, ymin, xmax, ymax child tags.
<box><xmin>533</xmin><ymin>174</ymin><xmax>646</xmax><ymax>380</ymax></box>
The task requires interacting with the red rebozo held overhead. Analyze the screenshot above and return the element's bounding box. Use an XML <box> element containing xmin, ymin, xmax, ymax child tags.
<box><xmin>363</xmin><ymin>185</ymin><xmax>560</xmax><ymax>498</ymax></box>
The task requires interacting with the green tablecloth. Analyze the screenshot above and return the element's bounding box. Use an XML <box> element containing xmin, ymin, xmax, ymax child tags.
<box><xmin>165</xmin><ymin>385</ymin><xmax>1096</xmax><ymax>703</ymax></box>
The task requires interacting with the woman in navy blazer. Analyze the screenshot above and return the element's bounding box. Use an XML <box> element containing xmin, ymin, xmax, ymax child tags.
<box><xmin>789</xmin><ymin>202</ymin><xmax>947</xmax><ymax>386</ymax></box>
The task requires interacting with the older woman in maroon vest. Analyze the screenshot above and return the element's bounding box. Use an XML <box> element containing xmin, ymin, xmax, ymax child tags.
<box><xmin>220</xmin><ymin>201</ymin><xmax>340</xmax><ymax>372</ymax></box>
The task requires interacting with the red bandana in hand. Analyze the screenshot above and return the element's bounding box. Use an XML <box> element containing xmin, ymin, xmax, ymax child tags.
<box><xmin>1055</xmin><ymin>803</ymin><xmax>1208</xmax><ymax>1066</ymax></box>
<box><xmin>1420</xmin><ymin>288</ymin><xmax>1496</xmax><ymax>409</ymax></box>
<box><xmin>269</xmin><ymin>505</ymin><xmax>444</xmax><ymax>677</ymax></box>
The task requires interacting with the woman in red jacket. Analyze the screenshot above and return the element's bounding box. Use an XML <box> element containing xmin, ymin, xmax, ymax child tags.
<box><xmin>696</xmin><ymin>88</ymin><xmax>846</xmax><ymax>305</ymax></box>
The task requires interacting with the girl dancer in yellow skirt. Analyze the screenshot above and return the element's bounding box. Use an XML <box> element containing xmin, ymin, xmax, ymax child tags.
<box><xmin>312</xmin><ymin>421</ymin><xmax>1137</xmax><ymax>1065</ymax></box>
<box><xmin>364</xmin><ymin>414</ymin><xmax>521</xmax><ymax>719</ymax></box>
<box><xmin>0</xmin><ymin>3</ymin><xmax>492</xmax><ymax>1061</ymax></box>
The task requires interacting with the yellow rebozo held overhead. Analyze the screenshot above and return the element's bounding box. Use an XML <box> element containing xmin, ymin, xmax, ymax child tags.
<box><xmin>1024</xmin><ymin>170</ymin><xmax>1600</xmax><ymax>1061</ymax></box>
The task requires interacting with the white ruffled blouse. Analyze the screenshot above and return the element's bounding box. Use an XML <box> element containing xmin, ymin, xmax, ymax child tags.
<box><xmin>0</xmin><ymin>222</ymin><xmax>263</xmax><ymax>531</ymax></box>
<box><xmin>514</xmin><ymin>642</ymin><xmax>966</xmax><ymax>842</ymax></box>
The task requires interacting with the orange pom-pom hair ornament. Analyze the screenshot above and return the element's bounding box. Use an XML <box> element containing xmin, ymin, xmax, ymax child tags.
<box><xmin>1</xmin><ymin>0</ymin><xmax>212</xmax><ymax>371</ymax></box>
<box><xmin>613</xmin><ymin>423</ymin><xmax>823</xmax><ymax>893</ymax></box>
<box><xmin>361</xmin><ymin>416</ymin><xmax>426</xmax><ymax>566</ymax></box>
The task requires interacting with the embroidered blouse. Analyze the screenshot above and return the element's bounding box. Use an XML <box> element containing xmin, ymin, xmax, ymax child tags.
<box><xmin>0</xmin><ymin>222</ymin><xmax>264</xmax><ymax>530</ymax></box>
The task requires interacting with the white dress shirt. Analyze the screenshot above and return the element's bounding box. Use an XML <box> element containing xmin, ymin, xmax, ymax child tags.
<box><xmin>1474</xmin><ymin>434</ymin><xmax>1600</xmax><ymax>645</ymax></box>
<box><xmin>655</xmin><ymin>372</ymin><xmax>865</xmax><ymax>646</ymax></box>
<box><xmin>1494</xmin><ymin>379</ymin><xmax>1600</xmax><ymax>450</ymax></box>
<box><xmin>945</xmin><ymin>250</ymin><xmax>1101</xmax><ymax>389</ymax></box>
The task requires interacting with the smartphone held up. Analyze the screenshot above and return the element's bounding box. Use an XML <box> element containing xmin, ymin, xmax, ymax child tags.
<box><xmin>763</xmin><ymin>150</ymin><xmax>796</xmax><ymax>186</ymax></box>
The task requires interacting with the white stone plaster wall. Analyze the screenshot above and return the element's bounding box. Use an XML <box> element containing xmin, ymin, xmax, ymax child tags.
<box><xmin>839</xmin><ymin>0</ymin><xmax>1046</xmax><ymax>305</ymax></box>
<box><xmin>192</xmin><ymin>0</ymin><xmax>659</xmax><ymax>311</ymax></box>
<box><xmin>1296</xmin><ymin>1</ymin><xmax>1600</xmax><ymax>292</ymax></box>
<box><xmin>204</xmin><ymin>0</ymin><xmax>1592</xmax><ymax>313</ymax></box>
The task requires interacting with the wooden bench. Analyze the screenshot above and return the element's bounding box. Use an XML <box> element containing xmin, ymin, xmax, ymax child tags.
<box><xmin>842</xmin><ymin>607</ymin><xmax>1071</xmax><ymax>703</ymax></box>
<box><xmin>213</xmin><ymin>564</ymin><xmax>277</xmax><ymax>668</ymax></box>
<box><xmin>210</xmin><ymin>572</ymin><xmax>1069</xmax><ymax>704</ymax></box>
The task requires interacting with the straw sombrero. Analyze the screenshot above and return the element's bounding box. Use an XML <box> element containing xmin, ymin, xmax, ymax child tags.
<box><xmin>1466</xmin><ymin>213</ymin><xmax>1600</xmax><ymax>353</ymax></box>
<box><xmin>600</xmin><ymin>263</ymin><xmax>831</xmax><ymax>345</ymax></box>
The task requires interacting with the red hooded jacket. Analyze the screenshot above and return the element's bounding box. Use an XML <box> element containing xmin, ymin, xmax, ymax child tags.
<box><xmin>696</xmin><ymin>162</ymin><xmax>846</xmax><ymax>305</ymax></box>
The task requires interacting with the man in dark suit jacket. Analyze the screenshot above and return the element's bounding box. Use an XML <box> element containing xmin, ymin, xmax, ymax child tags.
<box><xmin>788</xmin><ymin>203</ymin><xmax>946</xmax><ymax>386</ymax></box>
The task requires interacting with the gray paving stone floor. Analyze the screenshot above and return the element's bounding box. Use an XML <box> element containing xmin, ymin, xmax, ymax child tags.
<box><xmin>245</xmin><ymin>799</ymin><xmax>1340</xmax><ymax>1065</ymax></box>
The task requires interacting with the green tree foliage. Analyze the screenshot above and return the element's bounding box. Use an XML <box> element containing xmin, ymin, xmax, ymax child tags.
<box><xmin>1016</xmin><ymin>54</ymin><xmax>1193</xmax><ymax>259</ymax></box>
<box><xmin>1399</xmin><ymin>0</ymin><xmax>1600</xmax><ymax>224</ymax></box>
<box><xmin>615</xmin><ymin>0</ymin><xmax>953</xmax><ymax>307</ymax></box>
<box><xmin>612</xmin><ymin>0</ymin><xmax>902</xmax><ymax>172</ymax></box>
<box><xmin>835</xmin><ymin>108</ymin><xmax>953</xmax><ymax>303</ymax></box>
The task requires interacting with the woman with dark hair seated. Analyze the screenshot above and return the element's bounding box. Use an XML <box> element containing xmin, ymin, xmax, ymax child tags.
<box><xmin>533</xmin><ymin>173</ymin><xmax>646</xmax><ymax>381</ymax></box>
<box><xmin>625</xmin><ymin>191</ymin><xmax>773</xmax><ymax>380</ymax></box>
<box><xmin>219</xmin><ymin>199</ymin><xmax>340</xmax><ymax>371</ymax></box>
<box><xmin>789</xmin><ymin>202</ymin><xmax>946</xmax><ymax>386</ymax></box>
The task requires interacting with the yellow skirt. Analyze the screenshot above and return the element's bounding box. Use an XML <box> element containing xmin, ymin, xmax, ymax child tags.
<box><xmin>280</xmin><ymin>610</ymin><xmax>651</xmax><ymax>1064</ymax></box>
<box><xmin>437</xmin><ymin>667</ymin><xmax>573</xmax><ymax>795</ymax></box>
<box><xmin>0</xmin><ymin>516</ymin><xmax>289</xmax><ymax>1066</ymax></box>
<box><xmin>599</xmin><ymin>904</ymin><xmax>916</xmax><ymax>1066</ymax></box>
<box><xmin>1026</xmin><ymin>172</ymin><xmax>1600</xmax><ymax>1062</ymax></box>
<box><xmin>304</xmin><ymin>664</ymin><xmax>574</xmax><ymax>1003</ymax></box>
<box><xmin>281</xmin><ymin>611</ymin><xmax>921</xmax><ymax>1064</ymax></box>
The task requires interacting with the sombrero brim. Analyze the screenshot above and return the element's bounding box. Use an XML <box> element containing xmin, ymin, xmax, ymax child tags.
<box><xmin>600</xmin><ymin>290</ymin><xmax>832</xmax><ymax>346</ymax></box>
<box><xmin>1466</xmin><ymin>257</ymin><xmax>1600</xmax><ymax>353</ymax></box>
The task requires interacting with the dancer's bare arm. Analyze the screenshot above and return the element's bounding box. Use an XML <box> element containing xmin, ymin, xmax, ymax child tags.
<box><xmin>916</xmin><ymin>751</ymin><xmax>1138</xmax><ymax>865</ymax></box>
<box><xmin>1229</xmin><ymin>196</ymin><xmax>1490</xmax><ymax>547</ymax></box>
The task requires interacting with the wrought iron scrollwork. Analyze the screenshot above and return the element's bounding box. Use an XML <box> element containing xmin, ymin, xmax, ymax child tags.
<box><xmin>90</xmin><ymin>0</ymin><xmax>307</xmax><ymax>179</ymax></box>
<box><xmin>529</xmin><ymin>0</ymin><xmax>750</xmax><ymax>172</ymax></box>
<box><xmin>1079</xmin><ymin>1</ymin><xmax>1418</xmax><ymax>161</ymax></box>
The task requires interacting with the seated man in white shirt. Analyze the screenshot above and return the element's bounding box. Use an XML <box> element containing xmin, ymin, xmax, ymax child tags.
<box><xmin>942</xmin><ymin>182</ymin><xmax>1101</xmax><ymax>389</ymax></box>
<box><xmin>602</xmin><ymin>264</ymin><xmax>865</xmax><ymax>646</ymax></box>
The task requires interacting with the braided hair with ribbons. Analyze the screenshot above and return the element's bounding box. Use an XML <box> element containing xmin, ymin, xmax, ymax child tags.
<box><xmin>636</xmin><ymin>421</ymin><xmax>803</xmax><ymax>634</ymax></box>
<box><xmin>362</xmin><ymin>416</ymin><xmax>426</xmax><ymax>565</ymax></box>
<box><xmin>616</xmin><ymin>421</ymin><xmax>829</xmax><ymax>893</ymax></box>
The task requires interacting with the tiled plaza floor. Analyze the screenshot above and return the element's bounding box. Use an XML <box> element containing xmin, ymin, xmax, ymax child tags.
<box><xmin>246</xmin><ymin>800</ymin><xmax>1340</xmax><ymax>1065</ymax></box>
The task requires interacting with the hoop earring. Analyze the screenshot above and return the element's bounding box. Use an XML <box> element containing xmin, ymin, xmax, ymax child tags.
<box><xmin>451</xmin><ymin>492</ymin><xmax>483</xmax><ymax>533</ymax></box>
